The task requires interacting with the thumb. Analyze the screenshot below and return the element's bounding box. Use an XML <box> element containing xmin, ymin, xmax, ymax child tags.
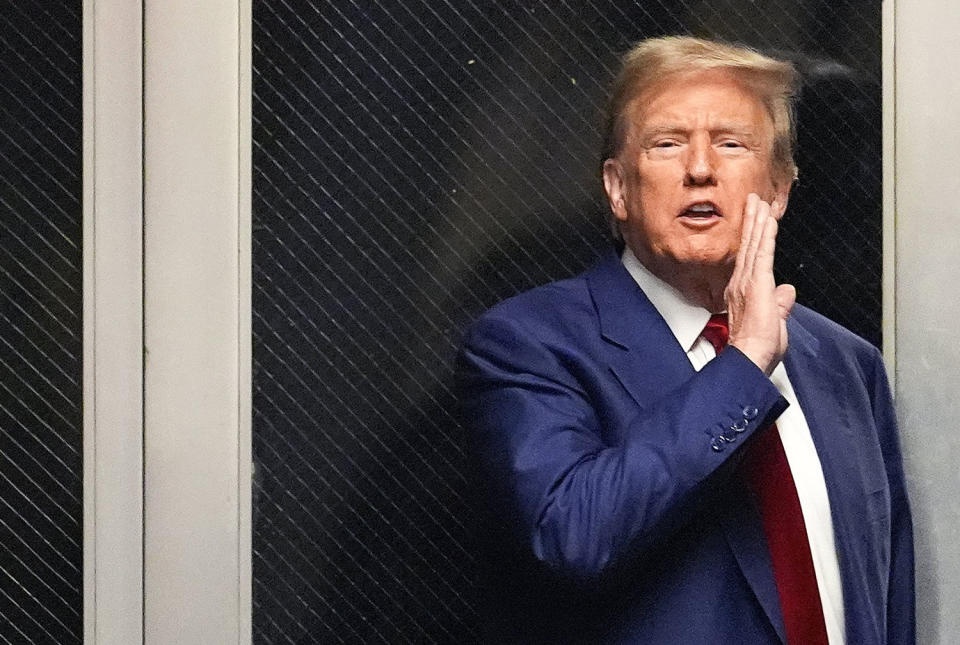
<box><xmin>775</xmin><ymin>283</ymin><xmax>796</xmax><ymax>320</ymax></box>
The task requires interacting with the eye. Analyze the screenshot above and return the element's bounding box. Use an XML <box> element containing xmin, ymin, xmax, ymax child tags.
<box><xmin>719</xmin><ymin>140</ymin><xmax>744</xmax><ymax>149</ymax></box>
<box><xmin>655</xmin><ymin>140</ymin><xmax>678</xmax><ymax>148</ymax></box>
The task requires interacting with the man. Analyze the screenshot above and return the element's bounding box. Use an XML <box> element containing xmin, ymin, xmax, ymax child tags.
<box><xmin>456</xmin><ymin>37</ymin><xmax>913</xmax><ymax>644</ymax></box>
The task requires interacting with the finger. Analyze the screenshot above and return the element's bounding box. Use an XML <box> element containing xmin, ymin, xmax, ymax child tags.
<box><xmin>752</xmin><ymin>207</ymin><xmax>778</xmax><ymax>277</ymax></box>
<box><xmin>738</xmin><ymin>193</ymin><xmax>760</xmax><ymax>257</ymax></box>
<box><xmin>727</xmin><ymin>195</ymin><xmax>759</xmax><ymax>318</ymax></box>
<box><xmin>735</xmin><ymin>193</ymin><xmax>759</xmax><ymax>272</ymax></box>
<box><xmin>774</xmin><ymin>283</ymin><xmax>796</xmax><ymax>319</ymax></box>
<box><xmin>743</xmin><ymin>198</ymin><xmax>769</xmax><ymax>277</ymax></box>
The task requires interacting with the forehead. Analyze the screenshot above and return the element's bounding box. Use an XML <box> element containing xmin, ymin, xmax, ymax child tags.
<box><xmin>627</xmin><ymin>69</ymin><xmax>773</xmax><ymax>137</ymax></box>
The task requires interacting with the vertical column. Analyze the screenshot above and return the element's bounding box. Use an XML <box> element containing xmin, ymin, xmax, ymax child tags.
<box><xmin>142</xmin><ymin>0</ymin><xmax>251</xmax><ymax>642</ymax></box>
<box><xmin>882</xmin><ymin>0</ymin><xmax>896</xmax><ymax>375</ymax></box>
<box><xmin>894</xmin><ymin>1</ymin><xmax>960</xmax><ymax>642</ymax></box>
<box><xmin>83</xmin><ymin>0</ymin><xmax>144</xmax><ymax>642</ymax></box>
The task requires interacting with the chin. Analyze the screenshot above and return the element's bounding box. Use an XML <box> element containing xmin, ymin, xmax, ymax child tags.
<box><xmin>674</xmin><ymin>249</ymin><xmax>734</xmax><ymax>268</ymax></box>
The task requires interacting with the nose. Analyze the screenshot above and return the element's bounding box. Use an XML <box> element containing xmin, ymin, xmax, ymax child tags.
<box><xmin>683</xmin><ymin>136</ymin><xmax>717</xmax><ymax>186</ymax></box>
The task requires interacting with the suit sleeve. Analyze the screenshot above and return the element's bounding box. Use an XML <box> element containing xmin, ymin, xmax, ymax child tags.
<box><xmin>867</xmin><ymin>347</ymin><xmax>915</xmax><ymax>644</ymax></box>
<box><xmin>456</xmin><ymin>310</ymin><xmax>787</xmax><ymax>582</ymax></box>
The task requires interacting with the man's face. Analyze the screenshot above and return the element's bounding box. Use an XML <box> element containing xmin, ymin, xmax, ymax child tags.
<box><xmin>604</xmin><ymin>69</ymin><xmax>790</xmax><ymax>281</ymax></box>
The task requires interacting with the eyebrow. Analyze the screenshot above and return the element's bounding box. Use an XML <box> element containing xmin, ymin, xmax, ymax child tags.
<box><xmin>639</xmin><ymin>123</ymin><xmax>760</xmax><ymax>138</ymax></box>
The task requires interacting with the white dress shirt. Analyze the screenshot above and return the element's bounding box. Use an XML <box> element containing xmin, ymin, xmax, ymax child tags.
<box><xmin>622</xmin><ymin>249</ymin><xmax>846</xmax><ymax>644</ymax></box>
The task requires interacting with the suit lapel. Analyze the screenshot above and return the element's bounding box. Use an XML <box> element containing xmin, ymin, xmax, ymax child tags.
<box><xmin>781</xmin><ymin>315</ymin><xmax>852</xmax><ymax>542</ymax></box>
<box><xmin>585</xmin><ymin>253</ymin><xmax>696</xmax><ymax>408</ymax></box>
<box><xmin>782</xmin><ymin>315</ymin><xmax>866</xmax><ymax>640</ymax></box>
<box><xmin>781</xmin><ymin>316</ymin><xmax>847</xmax><ymax>496</ymax></box>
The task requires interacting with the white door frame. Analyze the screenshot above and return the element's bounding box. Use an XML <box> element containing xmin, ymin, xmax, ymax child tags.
<box><xmin>141</xmin><ymin>0</ymin><xmax>252</xmax><ymax>641</ymax></box>
<box><xmin>83</xmin><ymin>0</ymin><xmax>252</xmax><ymax>642</ymax></box>
<box><xmin>82</xmin><ymin>0</ymin><xmax>144</xmax><ymax>642</ymax></box>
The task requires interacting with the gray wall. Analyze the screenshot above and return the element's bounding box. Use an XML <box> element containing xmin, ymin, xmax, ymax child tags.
<box><xmin>894</xmin><ymin>2</ymin><xmax>960</xmax><ymax>643</ymax></box>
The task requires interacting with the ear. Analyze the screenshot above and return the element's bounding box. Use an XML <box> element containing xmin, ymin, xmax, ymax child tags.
<box><xmin>602</xmin><ymin>158</ymin><xmax>629</xmax><ymax>222</ymax></box>
<box><xmin>770</xmin><ymin>178</ymin><xmax>792</xmax><ymax>220</ymax></box>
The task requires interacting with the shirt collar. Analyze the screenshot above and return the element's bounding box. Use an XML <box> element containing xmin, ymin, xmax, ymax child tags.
<box><xmin>621</xmin><ymin>248</ymin><xmax>714</xmax><ymax>352</ymax></box>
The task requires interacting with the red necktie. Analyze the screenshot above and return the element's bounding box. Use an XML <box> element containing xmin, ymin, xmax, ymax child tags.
<box><xmin>701</xmin><ymin>314</ymin><xmax>829</xmax><ymax>645</ymax></box>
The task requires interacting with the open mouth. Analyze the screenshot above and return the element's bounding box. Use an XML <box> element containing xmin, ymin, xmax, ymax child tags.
<box><xmin>679</xmin><ymin>201</ymin><xmax>722</xmax><ymax>222</ymax></box>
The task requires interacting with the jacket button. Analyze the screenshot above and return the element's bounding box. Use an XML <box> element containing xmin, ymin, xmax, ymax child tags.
<box><xmin>742</xmin><ymin>406</ymin><xmax>759</xmax><ymax>420</ymax></box>
<box><xmin>711</xmin><ymin>437</ymin><xmax>726</xmax><ymax>452</ymax></box>
<box><xmin>721</xmin><ymin>430</ymin><xmax>738</xmax><ymax>442</ymax></box>
<box><xmin>731</xmin><ymin>419</ymin><xmax>748</xmax><ymax>433</ymax></box>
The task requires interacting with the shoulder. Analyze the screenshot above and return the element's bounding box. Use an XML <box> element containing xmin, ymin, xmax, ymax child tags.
<box><xmin>480</xmin><ymin>273</ymin><xmax>593</xmax><ymax>325</ymax></box>
<box><xmin>790</xmin><ymin>304</ymin><xmax>876</xmax><ymax>350</ymax></box>
<box><xmin>461</xmin><ymin>272</ymin><xmax>598</xmax><ymax>353</ymax></box>
<box><xmin>462</xmin><ymin>250</ymin><xmax>633</xmax><ymax>340</ymax></box>
<box><xmin>789</xmin><ymin>303</ymin><xmax>885</xmax><ymax>373</ymax></box>
<box><xmin>463</xmin><ymin>252</ymin><xmax>626</xmax><ymax>348</ymax></box>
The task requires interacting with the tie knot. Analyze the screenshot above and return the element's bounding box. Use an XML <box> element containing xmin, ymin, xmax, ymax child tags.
<box><xmin>702</xmin><ymin>313</ymin><xmax>729</xmax><ymax>354</ymax></box>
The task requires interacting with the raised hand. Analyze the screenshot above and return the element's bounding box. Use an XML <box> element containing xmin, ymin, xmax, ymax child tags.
<box><xmin>725</xmin><ymin>193</ymin><xmax>796</xmax><ymax>375</ymax></box>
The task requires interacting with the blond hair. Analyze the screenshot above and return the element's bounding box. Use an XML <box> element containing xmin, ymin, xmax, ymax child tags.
<box><xmin>602</xmin><ymin>36</ymin><xmax>799</xmax><ymax>184</ymax></box>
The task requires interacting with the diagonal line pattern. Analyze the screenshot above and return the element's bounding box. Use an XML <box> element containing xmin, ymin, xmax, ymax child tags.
<box><xmin>252</xmin><ymin>1</ymin><xmax>883</xmax><ymax>642</ymax></box>
<box><xmin>0</xmin><ymin>1</ymin><xmax>82</xmax><ymax>643</ymax></box>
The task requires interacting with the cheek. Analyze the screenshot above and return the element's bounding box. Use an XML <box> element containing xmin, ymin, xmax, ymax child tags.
<box><xmin>743</xmin><ymin>167</ymin><xmax>778</xmax><ymax>196</ymax></box>
<box><xmin>724</xmin><ymin>170</ymin><xmax>778</xmax><ymax>212</ymax></box>
<box><xmin>634</xmin><ymin>179</ymin><xmax>677</xmax><ymax>214</ymax></box>
<box><xmin>631</xmin><ymin>194</ymin><xmax>674</xmax><ymax>237</ymax></box>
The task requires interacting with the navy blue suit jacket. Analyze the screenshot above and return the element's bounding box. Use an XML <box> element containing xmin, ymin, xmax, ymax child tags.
<box><xmin>456</xmin><ymin>252</ymin><xmax>914</xmax><ymax>644</ymax></box>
